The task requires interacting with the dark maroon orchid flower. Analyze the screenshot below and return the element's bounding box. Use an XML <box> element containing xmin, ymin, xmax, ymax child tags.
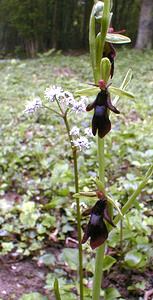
<box><xmin>103</xmin><ymin>27</ymin><xmax>126</xmax><ymax>78</ymax></box>
<box><xmin>103</xmin><ymin>42</ymin><xmax>116</xmax><ymax>78</ymax></box>
<box><xmin>86</xmin><ymin>83</ymin><xmax>120</xmax><ymax>138</ymax></box>
<box><xmin>82</xmin><ymin>198</ymin><xmax>115</xmax><ymax>250</ymax></box>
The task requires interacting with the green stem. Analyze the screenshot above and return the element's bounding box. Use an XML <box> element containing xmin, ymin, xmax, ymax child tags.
<box><xmin>92</xmin><ymin>138</ymin><xmax>105</xmax><ymax>300</ymax></box>
<box><xmin>73</xmin><ymin>149</ymin><xmax>84</xmax><ymax>300</ymax></box>
<box><xmin>91</xmin><ymin>1</ymin><xmax>111</xmax><ymax>298</ymax></box>
<box><xmin>96</xmin><ymin>0</ymin><xmax>111</xmax><ymax>81</ymax></box>
<box><xmin>43</xmin><ymin>104</ymin><xmax>63</xmax><ymax>117</ymax></box>
<box><xmin>63</xmin><ymin>114</ymin><xmax>83</xmax><ymax>300</ymax></box>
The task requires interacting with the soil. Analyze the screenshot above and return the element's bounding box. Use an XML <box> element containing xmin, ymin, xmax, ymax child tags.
<box><xmin>0</xmin><ymin>253</ymin><xmax>153</xmax><ymax>300</ymax></box>
<box><xmin>0</xmin><ymin>247</ymin><xmax>153</xmax><ymax>300</ymax></box>
<box><xmin>0</xmin><ymin>258</ymin><xmax>50</xmax><ymax>300</ymax></box>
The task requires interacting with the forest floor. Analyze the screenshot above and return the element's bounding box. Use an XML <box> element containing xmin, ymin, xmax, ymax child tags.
<box><xmin>0</xmin><ymin>50</ymin><xmax>153</xmax><ymax>300</ymax></box>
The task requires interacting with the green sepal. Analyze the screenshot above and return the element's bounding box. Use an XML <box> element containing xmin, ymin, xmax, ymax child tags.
<box><xmin>106</xmin><ymin>33</ymin><xmax>131</xmax><ymax>44</ymax></box>
<box><xmin>100</xmin><ymin>57</ymin><xmax>111</xmax><ymax>83</ymax></box>
<box><xmin>54</xmin><ymin>279</ymin><xmax>61</xmax><ymax>300</ymax></box>
<box><xmin>109</xmin><ymin>86</ymin><xmax>134</xmax><ymax>99</ymax></box>
<box><xmin>75</xmin><ymin>86</ymin><xmax>99</xmax><ymax>97</ymax></box>
<box><xmin>107</xmin><ymin>196</ymin><xmax>123</xmax><ymax>217</ymax></box>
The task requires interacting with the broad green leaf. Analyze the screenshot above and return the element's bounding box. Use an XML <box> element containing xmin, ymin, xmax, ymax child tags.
<box><xmin>104</xmin><ymin>287</ymin><xmax>121</xmax><ymax>300</ymax></box>
<box><xmin>2</xmin><ymin>242</ymin><xmax>14</xmax><ymax>253</ymax></box>
<box><xmin>38</xmin><ymin>254</ymin><xmax>56</xmax><ymax>266</ymax></box>
<box><xmin>75</xmin><ymin>86</ymin><xmax>99</xmax><ymax>96</ymax></box>
<box><xmin>124</xmin><ymin>250</ymin><xmax>143</xmax><ymax>267</ymax></box>
<box><xmin>103</xmin><ymin>255</ymin><xmax>116</xmax><ymax>271</ymax></box>
<box><xmin>54</xmin><ymin>279</ymin><xmax>62</xmax><ymax>300</ymax></box>
<box><xmin>109</xmin><ymin>86</ymin><xmax>134</xmax><ymax>99</ymax></box>
<box><xmin>60</xmin><ymin>248</ymin><xmax>78</xmax><ymax>270</ymax></box>
<box><xmin>106</xmin><ymin>33</ymin><xmax>131</xmax><ymax>44</ymax></box>
<box><xmin>19</xmin><ymin>293</ymin><xmax>48</xmax><ymax>300</ymax></box>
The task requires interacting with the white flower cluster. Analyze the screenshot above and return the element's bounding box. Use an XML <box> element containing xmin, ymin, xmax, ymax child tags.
<box><xmin>44</xmin><ymin>85</ymin><xmax>63</xmax><ymax>102</ymax></box>
<box><xmin>24</xmin><ymin>97</ymin><xmax>42</xmax><ymax>114</ymax></box>
<box><xmin>44</xmin><ymin>85</ymin><xmax>87</xmax><ymax>113</ymax></box>
<box><xmin>73</xmin><ymin>136</ymin><xmax>90</xmax><ymax>151</ymax></box>
<box><xmin>70</xmin><ymin>126</ymin><xmax>80</xmax><ymax>136</ymax></box>
<box><xmin>70</xmin><ymin>126</ymin><xmax>92</xmax><ymax>151</ymax></box>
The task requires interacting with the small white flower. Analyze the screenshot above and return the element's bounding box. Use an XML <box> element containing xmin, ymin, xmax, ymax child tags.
<box><xmin>24</xmin><ymin>97</ymin><xmax>42</xmax><ymax>114</ymax></box>
<box><xmin>84</xmin><ymin>127</ymin><xmax>93</xmax><ymax>137</ymax></box>
<box><xmin>44</xmin><ymin>85</ymin><xmax>63</xmax><ymax>102</ymax></box>
<box><xmin>70</xmin><ymin>126</ymin><xmax>80</xmax><ymax>136</ymax></box>
<box><xmin>73</xmin><ymin>136</ymin><xmax>90</xmax><ymax>151</ymax></box>
<box><xmin>60</xmin><ymin>91</ymin><xmax>75</xmax><ymax>106</ymax></box>
<box><xmin>71</xmin><ymin>96</ymin><xmax>87</xmax><ymax>113</ymax></box>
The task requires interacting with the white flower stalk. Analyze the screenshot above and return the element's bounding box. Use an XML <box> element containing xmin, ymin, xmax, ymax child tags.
<box><xmin>44</xmin><ymin>85</ymin><xmax>63</xmax><ymax>102</ymax></box>
<box><xmin>70</xmin><ymin>126</ymin><xmax>80</xmax><ymax>137</ymax></box>
<box><xmin>73</xmin><ymin>136</ymin><xmax>90</xmax><ymax>151</ymax></box>
<box><xmin>24</xmin><ymin>97</ymin><xmax>42</xmax><ymax>114</ymax></box>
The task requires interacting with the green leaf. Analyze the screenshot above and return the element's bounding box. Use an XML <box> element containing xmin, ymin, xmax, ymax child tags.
<box><xmin>60</xmin><ymin>248</ymin><xmax>78</xmax><ymax>270</ymax></box>
<box><xmin>104</xmin><ymin>287</ymin><xmax>121</xmax><ymax>300</ymax></box>
<box><xmin>38</xmin><ymin>254</ymin><xmax>56</xmax><ymax>266</ymax></box>
<box><xmin>42</xmin><ymin>214</ymin><xmax>56</xmax><ymax>228</ymax></box>
<box><xmin>19</xmin><ymin>292</ymin><xmax>48</xmax><ymax>300</ymax></box>
<box><xmin>75</xmin><ymin>86</ymin><xmax>99</xmax><ymax>96</ymax></box>
<box><xmin>109</xmin><ymin>86</ymin><xmax>134</xmax><ymax>99</ymax></box>
<box><xmin>103</xmin><ymin>255</ymin><xmax>116</xmax><ymax>271</ymax></box>
<box><xmin>124</xmin><ymin>250</ymin><xmax>143</xmax><ymax>267</ymax></box>
<box><xmin>106</xmin><ymin>33</ymin><xmax>131</xmax><ymax>44</ymax></box>
<box><xmin>54</xmin><ymin>279</ymin><xmax>62</xmax><ymax>300</ymax></box>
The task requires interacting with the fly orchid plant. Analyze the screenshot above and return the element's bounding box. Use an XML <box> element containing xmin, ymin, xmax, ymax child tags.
<box><xmin>24</xmin><ymin>1</ymin><xmax>153</xmax><ymax>300</ymax></box>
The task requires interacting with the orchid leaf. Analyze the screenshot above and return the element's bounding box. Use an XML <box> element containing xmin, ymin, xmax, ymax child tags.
<box><xmin>106</xmin><ymin>33</ymin><xmax>131</xmax><ymax>44</ymax></box>
<box><xmin>109</xmin><ymin>86</ymin><xmax>134</xmax><ymax>99</ymax></box>
<box><xmin>114</xmin><ymin>165</ymin><xmax>153</xmax><ymax>225</ymax></box>
<box><xmin>75</xmin><ymin>86</ymin><xmax>99</xmax><ymax>97</ymax></box>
